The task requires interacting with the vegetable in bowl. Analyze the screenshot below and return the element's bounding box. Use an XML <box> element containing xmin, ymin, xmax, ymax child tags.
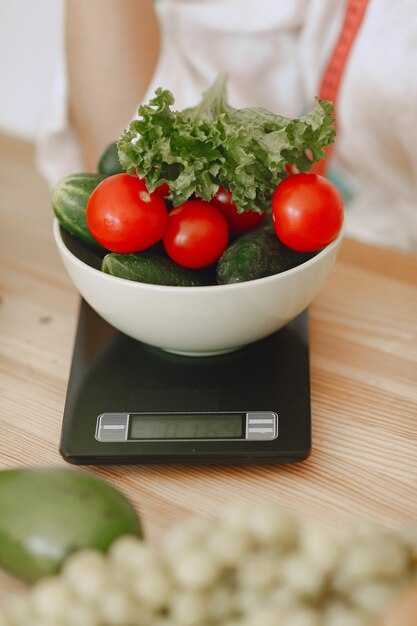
<box><xmin>51</xmin><ymin>76</ymin><xmax>344</xmax><ymax>351</ymax></box>
<box><xmin>117</xmin><ymin>71</ymin><xmax>335</xmax><ymax>216</ymax></box>
<box><xmin>52</xmin><ymin>73</ymin><xmax>342</xmax><ymax>288</ymax></box>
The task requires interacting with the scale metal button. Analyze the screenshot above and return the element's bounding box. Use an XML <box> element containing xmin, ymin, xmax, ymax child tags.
<box><xmin>246</xmin><ymin>412</ymin><xmax>278</xmax><ymax>440</ymax></box>
<box><xmin>96</xmin><ymin>413</ymin><xmax>129</xmax><ymax>441</ymax></box>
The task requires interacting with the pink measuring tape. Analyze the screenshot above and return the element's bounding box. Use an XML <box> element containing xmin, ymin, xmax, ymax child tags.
<box><xmin>313</xmin><ymin>0</ymin><xmax>370</xmax><ymax>176</ymax></box>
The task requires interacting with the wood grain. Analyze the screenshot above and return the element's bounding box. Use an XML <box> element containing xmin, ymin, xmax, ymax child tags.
<box><xmin>1</xmin><ymin>133</ymin><xmax>417</xmax><ymax>601</ymax></box>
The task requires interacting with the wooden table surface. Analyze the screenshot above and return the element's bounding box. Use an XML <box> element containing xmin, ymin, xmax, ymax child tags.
<box><xmin>1</xmin><ymin>133</ymin><xmax>417</xmax><ymax>600</ymax></box>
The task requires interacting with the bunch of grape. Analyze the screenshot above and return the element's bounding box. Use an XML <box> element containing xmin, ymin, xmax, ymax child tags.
<box><xmin>1</xmin><ymin>505</ymin><xmax>417</xmax><ymax>626</ymax></box>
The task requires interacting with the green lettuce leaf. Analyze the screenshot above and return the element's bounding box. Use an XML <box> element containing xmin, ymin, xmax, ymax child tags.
<box><xmin>117</xmin><ymin>72</ymin><xmax>335</xmax><ymax>214</ymax></box>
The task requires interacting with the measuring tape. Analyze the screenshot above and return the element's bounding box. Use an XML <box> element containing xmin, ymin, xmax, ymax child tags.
<box><xmin>313</xmin><ymin>0</ymin><xmax>370</xmax><ymax>176</ymax></box>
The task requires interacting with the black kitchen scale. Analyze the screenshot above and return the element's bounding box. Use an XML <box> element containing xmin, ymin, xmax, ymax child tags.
<box><xmin>60</xmin><ymin>299</ymin><xmax>311</xmax><ymax>465</ymax></box>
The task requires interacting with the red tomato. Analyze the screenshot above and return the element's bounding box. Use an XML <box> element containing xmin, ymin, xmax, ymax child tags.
<box><xmin>86</xmin><ymin>174</ymin><xmax>168</xmax><ymax>253</ymax></box>
<box><xmin>271</xmin><ymin>173</ymin><xmax>344</xmax><ymax>252</ymax></box>
<box><xmin>162</xmin><ymin>199</ymin><xmax>229</xmax><ymax>269</ymax></box>
<box><xmin>210</xmin><ymin>186</ymin><xmax>266</xmax><ymax>235</ymax></box>
<box><xmin>154</xmin><ymin>182</ymin><xmax>170</xmax><ymax>197</ymax></box>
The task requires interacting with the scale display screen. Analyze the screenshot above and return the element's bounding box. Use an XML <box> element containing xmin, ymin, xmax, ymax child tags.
<box><xmin>130</xmin><ymin>413</ymin><xmax>244</xmax><ymax>440</ymax></box>
<box><xmin>96</xmin><ymin>412</ymin><xmax>278</xmax><ymax>443</ymax></box>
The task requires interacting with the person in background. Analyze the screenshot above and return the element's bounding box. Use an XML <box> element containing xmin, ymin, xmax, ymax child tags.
<box><xmin>37</xmin><ymin>0</ymin><xmax>417</xmax><ymax>253</ymax></box>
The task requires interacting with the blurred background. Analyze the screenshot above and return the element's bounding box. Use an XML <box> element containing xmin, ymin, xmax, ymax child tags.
<box><xmin>0</xmin><ymin>0</ymin><xmax>63</xmax><ymax>142</ymax></box>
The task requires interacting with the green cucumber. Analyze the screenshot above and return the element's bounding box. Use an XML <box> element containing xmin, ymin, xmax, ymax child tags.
<box><xmin>0</xmin><ymin>468</ymin><xmax>141</xmax><ymax>582</ymax></box>
<box><xmin>102</xmin><ymin>252</ymin><xmax>216</xmax><ymax>286</ymax></box>
<box><xmin>98</xmin><ymin>142</ymin><xmax>125</xmax><ymax>176</ymax></box>
<box><xmin>52</xmin><ymin>173</ymin><xmax>106</xmax><ymax>250</ymax></box>
<box><xmin>217</xmin><ymin>223</ymin><xmax>316</xmax><ymax>284</ymax></box>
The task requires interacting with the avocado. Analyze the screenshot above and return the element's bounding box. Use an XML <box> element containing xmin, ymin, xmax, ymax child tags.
<box><xmin>0</xmin><ymin>468</ymin><xmax>142</xmax><ymax>582</ymax></box>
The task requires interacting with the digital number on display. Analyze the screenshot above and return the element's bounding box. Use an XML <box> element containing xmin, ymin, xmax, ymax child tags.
<box><xmin>129</xmin><ymin>414</ymin><xmax>244</xmax><ymax>440</ymax></box>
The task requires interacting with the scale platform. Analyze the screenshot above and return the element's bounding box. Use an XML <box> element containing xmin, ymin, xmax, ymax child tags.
<box><xmin>60</xmin><ymin>300</ymin><xmax>311</xmax><ymax>465</ymax></box>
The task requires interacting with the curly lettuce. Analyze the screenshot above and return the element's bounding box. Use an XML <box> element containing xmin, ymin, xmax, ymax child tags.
<box><xmin>117</xmin><ymin>72</ymin><xmax>335</xmax><ymax>214</ymax></box>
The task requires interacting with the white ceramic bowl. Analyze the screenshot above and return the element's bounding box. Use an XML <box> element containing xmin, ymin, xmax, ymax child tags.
<box><xmin>53</xmin><ymin>219</ymin><xmax>342</xmax><ymax>356</ymax></box>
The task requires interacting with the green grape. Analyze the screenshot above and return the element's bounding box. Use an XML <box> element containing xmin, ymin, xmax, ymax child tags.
<box><xmin>2</xmin><ymin>506</ymin><xmax>417</xmax><ymax>626</ymax></box>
